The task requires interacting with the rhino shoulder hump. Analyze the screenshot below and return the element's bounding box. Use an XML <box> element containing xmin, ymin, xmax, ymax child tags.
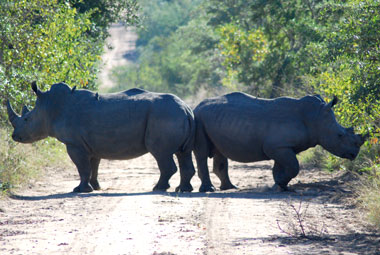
<box><xmin>50</xmin><ymin>82</ymin><xmax>72</xmax><ymax>95</ymax></box>
<box><xmin>124</xmin><ymin>88</ymin><xmax>148</xmax><ymax>96</ymax></box>
<box><xmin>195</xmin><ymin>92</ymin><xmax>250</xmax><ymax>111</ymax></box>
<box><xmin>225</xmin><ymin>91</ymin><xmax>252</xmax><ymax>99</ymax></box>
<box><xmin>226</xmin><ymin>91</ymin><xmax>247</xmax><ymax>96</ymax></box>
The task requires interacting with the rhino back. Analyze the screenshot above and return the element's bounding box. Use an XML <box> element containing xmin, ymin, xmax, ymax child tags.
<box><xmin>50</xmin><ymin>88</ymin><xmax>189</xmax><ymax>159</ymax></box>
<box><xmin>194</xmin><ymin>92</ymin><xmax>318</xmax><ymax>161</ymax></box>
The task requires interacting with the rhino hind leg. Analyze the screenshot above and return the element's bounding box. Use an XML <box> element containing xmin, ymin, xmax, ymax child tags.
<box><xmin>90</xmin><ymin>157</ymin><xmax>101</xmax><ymax>190</ymax></box>
<box><xmin>175</xmin><ymin>151</ymin><xmax>195</xmax><ymax>192</ymax></box>
<box><xmin>196</xmin><ymin>156</ymin><xmax>216</xmax><ymax>192</ymax></box>
<box><xmin>152</xmin><ymin>154</ymin><xmax>177</xmax><ymax>191</ymax></box>
<box><xmin>269</xmin><ymin>150</ymin><xmax>300</xmax><ymax>191</ymax></box>
<box><xmin>194</xmin><ymin>122</ymin><xmax>216</xmax><ymax>192</ymax></box>
<box><xmin>213</xmin><ymin>151</ymin><xmax>237</xmax><ymax>191</ymax></box>
<box><xmin>66</xmin><ymin>145</ymin><xmax>94</xmax><ymax>193</ymax></box>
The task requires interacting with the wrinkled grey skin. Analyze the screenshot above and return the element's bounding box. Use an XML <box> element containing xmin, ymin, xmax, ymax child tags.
<box><xmin>193</xmin><ymin>92</ymin><xmax>367</xmax><ymax>192</ymax></box>
<box><xmin>7</xmin><ymin>82</ymin><xmax>195</xmax><ymax>193</ymax></box>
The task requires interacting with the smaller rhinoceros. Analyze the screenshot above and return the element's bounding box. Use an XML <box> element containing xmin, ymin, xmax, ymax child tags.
<box><xmin>193</xmin><ymin>92</ymin><xmax>367</xmax><ymax>192</ymax></box>
<box><xmin>7</xmin><ymin>82</ymin><xmax>196</xmax><ymax>193</ymax></box>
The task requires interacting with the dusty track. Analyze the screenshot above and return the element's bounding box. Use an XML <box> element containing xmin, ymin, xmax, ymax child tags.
<box><xmin>0</xmin><ymin>154</ymin><xmax>379</xmax><ymax>254</ymax></box>
<box><xmin>98</xmin><ymin>24</ymin><xmax>137</xmax><ymax>90</ymax></box>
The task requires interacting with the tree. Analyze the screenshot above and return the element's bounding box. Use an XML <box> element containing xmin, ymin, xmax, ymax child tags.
<box><xmin>310</xmin><ymin>0</ymin><xmax>380</xmax><ymax>132</ymax></box>
<box><xmin>66</xmin><ymin>0</ymin><xmax>140</xmax><ymax>40</ymax></box>
<box><xmin>207</xmin><ymin>0</ymin><xmax>325</xmax><ymax>97</ymax></box>
<box><xmin>0</xmin><ymin>0</ymin><xmax>101</xmax><ymax>122</ymax></box>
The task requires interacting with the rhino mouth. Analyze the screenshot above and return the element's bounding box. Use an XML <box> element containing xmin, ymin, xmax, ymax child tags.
<box><xmin>11</xmin><ymin>133</ymin><xmax>38</xmax><ymax>144</ymax></box>
<box><xmin>12</xmin><ymin>134</ymin><xmax>25</xmax><ymax>143</ymax></box>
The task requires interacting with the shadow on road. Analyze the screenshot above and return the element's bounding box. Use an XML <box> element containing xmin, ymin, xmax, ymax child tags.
<box><xmin>9</xmin><ymin>187</ymin><xmax>324</xmax><ymax>201</ymax></box>
<box><xmin>10</xmin><ymin>168</ymin><xmax>355</xmax><ymax>202</ymax></box>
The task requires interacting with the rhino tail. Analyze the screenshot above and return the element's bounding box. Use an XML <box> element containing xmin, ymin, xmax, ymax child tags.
<box><xmin>181</xmin><ymin>108</ymin><xmax>196</xmax><ymax>153</ymax></box>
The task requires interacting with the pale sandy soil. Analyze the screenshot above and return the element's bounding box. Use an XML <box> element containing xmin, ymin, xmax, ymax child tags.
<box><xmin>0</xmin><ymin>155</ymin><xmax>379</xmax><ymax>255</ymax></box>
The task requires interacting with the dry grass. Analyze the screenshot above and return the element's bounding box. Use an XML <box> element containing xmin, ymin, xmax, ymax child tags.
<box><xmin>276</xmin><ymin>198</ymin><xmax>329</xmax><ymax>240</ymax></box>
<box><xmin>299</xmin><ymin>144</ymin><xmax>380</xmax><ymax>231</ymax></box>
<box><xmin>0</xmin><ymin>127</ymin><xmax>68</xmax><ymax>193</ymax></box>
<box><xmin>358</xmin><ymin>171</ymin><xmax>380</xmax><ymax>229</ymax></box>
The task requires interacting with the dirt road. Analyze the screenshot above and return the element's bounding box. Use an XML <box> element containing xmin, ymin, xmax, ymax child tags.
<box><xmin>0</xmin><ymin>154</ymin><xmax>379</xmax><ymax>255</ymax></box>
<box><xmin>98</xmin><ymin>24</ymin><xmax>137</xmax><ymax>90</ymax></box>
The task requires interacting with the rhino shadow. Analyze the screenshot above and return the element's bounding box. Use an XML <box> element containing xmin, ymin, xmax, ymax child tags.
<box><xmin>9</xmin><ymin>184</ymin><xmax>334</xmax><ymax>202</ymax></box>
<box><xmin>10</xmin><ymin>166</ymin><xmax>353</xmax><ymax>202</ymax></box>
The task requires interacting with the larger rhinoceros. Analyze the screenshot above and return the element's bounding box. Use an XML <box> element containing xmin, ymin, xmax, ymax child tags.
<box><xmin>193</xmin><ymin>92</ymin><xmax>367</xmax><ymax>192</ymax></box>
<box><xmin>7</xmin><ymin>82</ymin><xmax>195</xmax><ymax>193</ymax></box>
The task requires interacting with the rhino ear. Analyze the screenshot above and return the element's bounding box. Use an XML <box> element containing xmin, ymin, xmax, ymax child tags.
<box><xmin>31</xmin><ymin>81</ymin><xmax>42</xmax><ymax>96</ymax></box>
<box><xmin>327</xmin><ymin>96</ymin><xmax>338</xmax><ymax>108</ymax></box>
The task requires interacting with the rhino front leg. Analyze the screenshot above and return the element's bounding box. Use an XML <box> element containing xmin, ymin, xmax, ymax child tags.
<box><xmin>90</xmin><ymin>157</ymin><xmax>101</xmax><ymax>190</ymax></box>
<box><xmin>152</xmin><ymin>154</ymin><xmax>177</xmax><ymax>191</ymax></box>
<box><xmin>268</xmin><ymin>149</ymin><xmax>299</xmax><ymax>191</ymax></box>
<box><xmin>66</xmin><ymin>145</ymin><xmax>93</xmax><ymax>193</ymax></box>
<box><xmin>175</xmin><ymin>151</ymin><xmax>195</xmax><ymax>192</ymax></box>
<box><xmin>213</xmin><ymin>151</ymin><xmax>237</xmax><ymax>190</ymax></box>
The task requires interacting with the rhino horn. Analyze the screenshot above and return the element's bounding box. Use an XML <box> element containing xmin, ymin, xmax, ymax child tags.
<box><xmin>31</xmin><ymin>81</ymin><xmax>42</xmax><ymax>96</ymax></box>
<box><xmin>21</xmin><ymin>105</ymin><xmax>30</xmax><ymax>116</ymax></box>
<box><xmin>360</xmin><ymin>132</ymin><xmax>370</xmax><ymax>143</ymax></box>
<box><xmin>6</xmin><ymin>100</ymin><xmax>20</xmax><ymax>128</ymax></box>
<box><xmin>354</xmin><ymin>132</ymin><xmax>370</xmax><ymax>147</ymax></box>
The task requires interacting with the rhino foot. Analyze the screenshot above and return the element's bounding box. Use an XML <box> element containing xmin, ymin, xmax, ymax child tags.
<box><xmin>153</xmin><ymin>183</ymin><xmax>170</xmax><ymax>192</ymax></box>
<box><xmin>90</xmin><ymin>180</ymin><xmax>101</xmax><ymax>190</ymax></box>
<box><xmin>220</xmin><ymin>183</ymin><xmax>238</xmax><ymax>191</ymax></box>
<box><xmin>175</xmin><ymin>183</ymin><xmax>193</xmax><ymax>192</ymax></box>
<box><xmin>199</xmin><ymin>184</ymin><xmax>216</xmax><ymax>193</ymax></box>
<box><xmin>272</xmin><ymin>184</ymin><xmax>295</xmax><ymax>192</ymax></box>
<box><xmin>73</xmin><ymin>183</ymin><xmax>93</xmax><ymax>193</ymax></box>
<box><xmin>92</xmin><ymin>185</ymin><xmax>101</xmax><ymax>191</ymax></box>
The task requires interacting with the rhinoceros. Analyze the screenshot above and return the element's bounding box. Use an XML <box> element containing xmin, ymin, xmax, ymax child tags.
<box><xmin>193</xmin><ymin>92</ymin><xmax>367</xmax><ymax>192</ymax></box>
<box><xmin>7</xmin><ymin>82</ymin><xmax>195</xmax><ymax>193</ymax></box>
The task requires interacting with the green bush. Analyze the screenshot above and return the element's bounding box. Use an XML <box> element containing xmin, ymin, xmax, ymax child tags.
<box><xmin>0</xmin><ymin>0</ymin><xmax>103</xmax><ymax>121</ymax></box>
<box><xmin>298</xmin><ymin>146</ymin><xmax>326</xmax><ymax>170</ymax></box>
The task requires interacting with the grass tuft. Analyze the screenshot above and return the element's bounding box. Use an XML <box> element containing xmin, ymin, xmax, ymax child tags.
<box><xmin>298</xmin><ymin>146</ymin><xmax>326</xmax><ymax>169</ymax></box>
<box><xmin>358</xmin><ymin>165</ymin><xmax>380</xmax><ymax>229</ymax></box>
<box><xmin>0</xmin><ymin>127</ymin><xmax>68</xmax><ymax>194</ymax></box>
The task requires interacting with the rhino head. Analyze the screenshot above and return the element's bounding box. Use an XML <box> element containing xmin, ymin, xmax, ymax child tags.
<box><xmin>7</xmin><ymin>82</ymin><xmax>49</xmax><ymax>143</ymax></box>
<box><xmin>317</xmin><ymin>96</ymin><xmax>367</xmax><ymax>160</ymax></box>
